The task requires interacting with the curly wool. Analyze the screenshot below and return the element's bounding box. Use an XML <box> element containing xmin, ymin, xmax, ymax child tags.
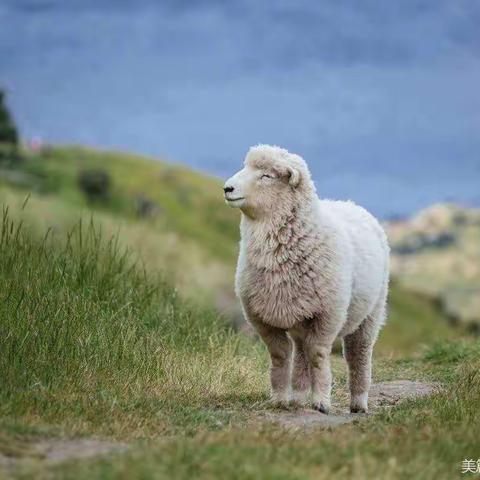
<box><xmin>235</xmin><ymin>145</ymin><xmax>389</xmax><ymax>335</ymax></box>
<box><xmin>225</xmin><ymin>144</ymin><xmax>389</xmax><ymax>413</ymax></box>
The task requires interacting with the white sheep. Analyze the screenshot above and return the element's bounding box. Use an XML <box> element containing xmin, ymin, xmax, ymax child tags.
<box><xmin>224</xmin><ymin>145</ymin><xmax>389</xmax><ymax>414</ymax></box>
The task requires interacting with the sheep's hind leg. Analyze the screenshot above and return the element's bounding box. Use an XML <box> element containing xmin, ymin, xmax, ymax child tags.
<box><xmin>344</xmin><ymin>286</ymin><xmax>386</xmax><ymax>413</ymax></box>
<box><xmin>289</xmin><ymin>329</ymin><xmax>311</xmax><ymax>406</ymax></box>
<box><xmin>343</xmin><ymin>312</ymin><xmax>383</xmax><ymax>413</ymax></box>
<box><xmin>252</xmin><ymin>321</ymin><xmax>292</xmax><ymax>407</ymax></box>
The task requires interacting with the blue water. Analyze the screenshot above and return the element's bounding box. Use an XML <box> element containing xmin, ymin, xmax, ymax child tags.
<box><xmin>1</xmin><ymin>0</ymin><xmax>480</xmax><ymax>218</ymax></box>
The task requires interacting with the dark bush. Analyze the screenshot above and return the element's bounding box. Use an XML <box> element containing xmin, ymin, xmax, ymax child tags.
<box><xmin>0</xmin><ymin>90</ymin><xmax>18</xmax><ymax>146</ymax></box>
<box><xmin>135</xmin><ymin>194</ymin><xmax>160</xmax><ymax>218</ymax></box>
<box><xmin>78</xmin><ymin>169</ymin><xmax>111</xmax><ymax>202</ymax></box>
<box><xmin>0</xmin><ymin>143</ymin><xmax>22</xmax><ymax>168</ymax></box>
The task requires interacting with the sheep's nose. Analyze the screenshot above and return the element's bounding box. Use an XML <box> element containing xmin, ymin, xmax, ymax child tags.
<box><xmin>223</xmin><ymin>186</ymin><xmax>234</xmax><ymax>193</ymax></box>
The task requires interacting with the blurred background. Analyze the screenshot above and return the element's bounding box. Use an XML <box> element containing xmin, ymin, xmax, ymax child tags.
<box><xmin>2</xmin><ymin>0</ymin><xmax>480</xmax><ymax>216</ymax></box>
<box><xmin>1</xmin><ymin>0</ymin><xmax>480</xmax><ymax>344</ymax></box>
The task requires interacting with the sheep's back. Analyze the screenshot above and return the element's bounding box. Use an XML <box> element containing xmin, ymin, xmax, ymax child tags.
<box><xmin>319</xmin><ymin>199</ymin><xmax>389</xmax><ymax>328</ymax></box>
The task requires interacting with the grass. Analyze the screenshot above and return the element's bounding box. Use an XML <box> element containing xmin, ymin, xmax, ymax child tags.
<box><xmin>1</xmin><ymin>207</ymin><xmax>478</xmax><ymax>479</ymax></box>
<box><xmin>0</xmin><ymin>143</ymin><xmax>465</xmax><ymax>353</ymax></box>
<box><xmin>388</xmin><ymin>206</ymin><xmax>480</xmax><ymax>328</ymax></box>
<box><xmin>3</xmin><ymin>145</ymin><xmax>240</xmax><ymax>261</ymax></box>
<box><xmin>377</xmin><ymin>283</ymin><xmax>466</xmax><ymax>357</ymax></box>
<box><xmin>0</xmin><ymin>209</ymin><xmax>266</xmax><ymax>441</ymax></box>
<box><xmin>0</xmin><ymin>185</ymin><xmax>234</xmax><ymax>305</ymax></box>
<box><xmin>1</xmin><ymin>182</ymin><xmax>463</xmax><ymax>359</ymax></box>
<box><xmin>7</xmin><ymin>348</ymin><xmax>480</xmax><ymax>480</ymax></box>
<box><xmin>0</xmin><ymin>146</ymin><xmax>477</xmax><ymax>479</ymax></box>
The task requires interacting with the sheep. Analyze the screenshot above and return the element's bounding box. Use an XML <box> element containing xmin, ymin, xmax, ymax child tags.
<box><xmin>223</xmin><ymin>145</ymin><xmax>389</xmax><ymax>414</ymax></box>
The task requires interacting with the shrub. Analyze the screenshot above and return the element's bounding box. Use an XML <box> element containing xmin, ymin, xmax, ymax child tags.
<box><xmin>135</xmin><ymin>194</ymin><xmax>160</xmax><ymax>218</ymax></box>
<box><xmin>0</xmin><ymin>143</ymin><xmax>22</xmax><ymax>168</ymax></box>
<box><xmin>0</xmin><ymin>90</ymin><xmax>18</xmax><ymax>146</ymax></box>
<box><xmin>78</xmin><ymin>169</ymin><xmax>111</xmax><ymax>202</ymax></box>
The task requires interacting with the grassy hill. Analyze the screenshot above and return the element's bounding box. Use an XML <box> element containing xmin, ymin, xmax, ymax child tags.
<box><xmin>0</xmin><ymin>198</ymin><xmax>479</xmax><ymax>480</ymax></box>
<box><xmin>7</xmin><ymin>145</ymin><xmax>240</xmax><ymax>259</ymax></box>
<box><xmin>1</xmin><ymin>145</ymin><xmax>241</xmax><ymax>304</ymax></box>
<box><xmin>0</xmin><ymin>145</ymin><xmax>478</xmax><ymax>479</ymax></box>
<box><xmin>0</xmin><ymin>145</ymin><xmax>464</xmax><ymax>354</ymax></box>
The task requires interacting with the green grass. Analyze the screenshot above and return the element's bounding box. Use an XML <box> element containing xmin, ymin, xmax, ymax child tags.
<box><xmin>0</xmin><ymin>146</ymin><xmax>477</xmax><ymax>479</ymax></box>
<box><xmin>1</xmin><ymin>208</ymin><xmax>478</xmax><ymax>480</ymax></box>
<box><xmin>0</xmin><ymin>209</ymin><xmax>266</xmax><ymax>441</ymax></box>
<box><xmin>376</xmin><ymin>284</ymin><xmax>466</xmax><ymax>357</ymax></box>
<box><xmin>8</xmin><ymin>347</ymin><xmax>480</xmax><ymax>480</ymax></box>
<box><xmin>0</xmin><ymin>184</ymin><xmax>235</xmax><ymax>305</ymax></box>
<box><xmin>0</xmin><ymin>144</ymin><xmax>464</xmax><ymax>354</ymax></box>
<box><xmin>7</xmin><ymin>145</ymin><xmax>240</xmax><ymax>261</ymax></box>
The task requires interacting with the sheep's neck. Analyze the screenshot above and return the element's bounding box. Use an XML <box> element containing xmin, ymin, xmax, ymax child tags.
<box><xmin>241</xmin><ymin>203</ymin><xmax>315</xmax><ymax>267</ymax></box>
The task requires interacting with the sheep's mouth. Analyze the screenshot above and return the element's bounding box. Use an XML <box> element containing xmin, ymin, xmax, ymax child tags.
<box><xmin>225</xmin><ymin>196</ymin><xmax>245</xmax><ymax>202</ymax></box>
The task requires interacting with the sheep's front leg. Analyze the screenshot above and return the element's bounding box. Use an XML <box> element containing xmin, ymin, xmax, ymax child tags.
<box><xmin>289</xmin><ymin>329</ymin><xmax>311</xmax><ymax>406</ymax></box>
<box><xmin>253</xmin><ymin>321</ymin><xmax>292</xmax><ymax>407</ymax></box>
<box><xmin>304</xmin><ymin>336</ymin><xmax>333</xmax><ymax>414</ymax></box>
<box><xmin>303</xmin><ymin>315</ymin><xmax>342</xmax><ymax>414</ymax></box>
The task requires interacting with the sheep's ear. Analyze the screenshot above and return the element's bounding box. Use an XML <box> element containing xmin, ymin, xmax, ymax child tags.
<box><xmin>287</xmin><ymin>167</ymin><xmax>300</xmax><ymax>187</ymax></box>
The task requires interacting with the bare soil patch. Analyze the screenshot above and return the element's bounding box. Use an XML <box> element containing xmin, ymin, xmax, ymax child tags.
<box><xmin>261</xmin><ymin>380</ymin><xmax>440</xmax><ymax>430</ymax></box>
<box><xmin>0</xmin><ymin>437</ymin><xmax>127</xmax><ymax>475</ymax></box>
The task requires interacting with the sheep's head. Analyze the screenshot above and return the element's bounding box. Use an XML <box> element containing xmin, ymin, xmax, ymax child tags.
<box><xmin>223</xmin><ymin>145</ymin><xmax>315</xmax><ymax>219</ymax></box>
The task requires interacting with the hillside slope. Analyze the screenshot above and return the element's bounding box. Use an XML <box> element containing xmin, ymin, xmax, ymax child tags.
<box><xmin>1</xmin><ymin>145</ymin><xmax>242</xmax><ymax>304</ymax></box>
<box><xmin>0</xmin><ymin>145</ymin><xmax>465</xmax><ymax>356</ymax></box>
<box><xmin>387</xmin><ymin>203</ymin><xmax>480</xmax><ymax>330</ymax></box>
<box><xmin>0</xmin><ymin>199</ymin><xmax>479</xmax><ymax>480</ymax></box>
<box><xmin>2</xmin><ymin>145</ymin><xmax>240</xmax><ymax>260</ymax></box>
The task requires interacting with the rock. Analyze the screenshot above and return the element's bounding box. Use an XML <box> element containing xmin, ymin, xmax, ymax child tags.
<box><xmin>369</xmin><ymin>380</ymin><xmax>439</xmax><ymax>406</ymax></box>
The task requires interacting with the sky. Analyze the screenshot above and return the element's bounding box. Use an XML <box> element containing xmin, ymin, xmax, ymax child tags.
<box><xmin>1</xmin><ymin>0</ymin><xmax>479</xmax><ymax>217</ymax></box>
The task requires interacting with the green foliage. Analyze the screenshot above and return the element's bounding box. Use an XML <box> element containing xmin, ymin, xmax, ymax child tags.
<box><xmin>2</xmin><ymin>146</ymin><xmax>239</xmax><ymax>261</ymax></box>
<box><xmin>78</xmin><ymin>169</ymin><xmax>111</xmax><ymax>202</ymax></box>
<box><xmin>0</xmin><ymin>209</ymin><xmax>265</xmax><ymax>438</ymax></box>
<box><xmin>0</xmin><ymin>143</ymin><xmax>22</xmax><ymax>167</ymax></box>
<box><xmin>377</xmin><ymin>286</ymin><xmax>464</xmax><ymax>357</ymax></box>
<box><xmin>423</xmin><ymin>340</ymin><xmax>480</xmax><ymax>365</ymax></box>
<box><xmin>12</xmin><ymin>344</ymin><xmax>480</xmax><ymax>480</ymax></box>
<box><xmin>0</xmin><ymin>200</ymin><xmax>478</xmax><ymax>479</ymax></box>
<box><xmin>0</xmin><ymin>90</ymin><xmax>18</xmax><ymax>146</ymax></box>
<box><xmin>0</xmin><ymin>142</ymin><xmax>476</xmax><ymax>479</ymax></box>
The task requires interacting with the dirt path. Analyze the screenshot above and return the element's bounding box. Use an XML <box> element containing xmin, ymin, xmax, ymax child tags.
<box><xmin>0</xmin><ymin>380</ymin><xmax>439</xmax><ymax>474</ymax></box>
<box><xmin>0</xmin><ymin>437</ymin><xmax>127</xmax><ymax>475</ymax></box>
<box><xmin>261</xmin><ymin>380</ymin><xmax>440</xmax><ymax>430</ymax></box>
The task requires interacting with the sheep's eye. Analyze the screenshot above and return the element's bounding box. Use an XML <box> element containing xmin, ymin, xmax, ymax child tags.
<box><xmin>261</xmin><ymin>174</ymin><xmax>274</xmax><ymax>180</ymax></box>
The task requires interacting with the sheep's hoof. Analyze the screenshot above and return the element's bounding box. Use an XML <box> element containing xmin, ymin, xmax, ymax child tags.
<box><xmin>313</xmin><ymin>403</ymin><xmax>330</xmax><ymax>415</ymax></box>
<box><xmin>270</xmin><ymin>393</ymin><xmax>291</xmax><ymax>410</ymax></box>
<box><xmin>350</xmin><ymin>393</ymin><xmax>369</xmax><ymax>414</ymax></box>
<box><xmin>350</xmin><ymin>406</ymin><xmax>368</xmax><ymax>414</ymax></box>
<box><xmin>290</xmin><ymin>391</ymin><xmax>309</xmax><ymax>408</ymax></box>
